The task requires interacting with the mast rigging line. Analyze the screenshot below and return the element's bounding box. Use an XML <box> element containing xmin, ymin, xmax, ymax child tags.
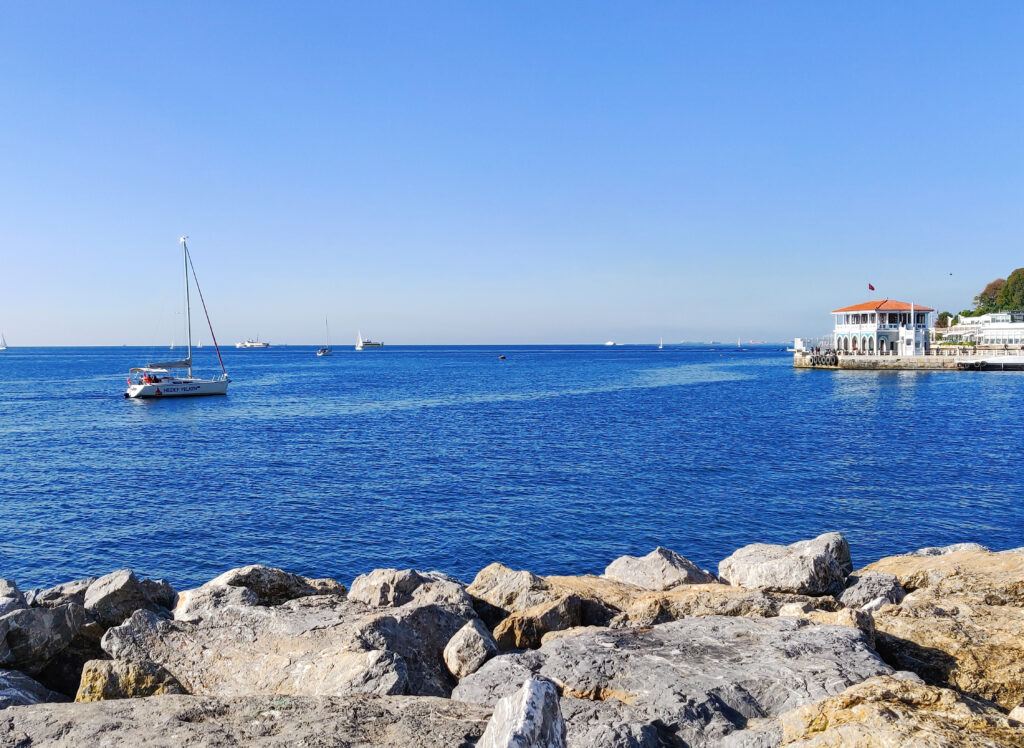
<box><xmin>184</xmin><ymin>244</ymin><xmax>228</xmax><ymax>376</ymax></box>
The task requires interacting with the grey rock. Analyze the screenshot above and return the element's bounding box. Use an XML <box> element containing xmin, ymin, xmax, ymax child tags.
<box><xmin>909</xmin><ymin>542</ymin><xmax>989</xmax><ymax>557</ymax></box>
<box><xmin>0</xmin><ymin>603</ymin><xmax>85</xmax><ymax>675</ymax></box>
<box><xmin>0</xmin><ymin>669</ymin><xmax>68</xmax><ymax>710</ymax></box>
<box><xmin>105</xmin><ymin>579</ymin><xmax>475</xmax><ymax>698</ymax></box>
<box><xmin>718</xmin><ymin>532</ymin><xmax>851</xmax><ymax>596</ymax></box>
<box><xmin>33</xmin><ymin>620</ymin><xmax>106</xmax><ymax>697</ymax></box>
<box><xmin>0</xmin><ymin>693</ymin><xmax>493</xmax><ymax>745</ymax></box>
<box><xmin>27</xmin><ymin>577</ymin><xmax>96</xmax><ymax>609</ymax></box>
<box><xmin>349</xmin><ymin>568</ymin><xmax>472</xmax><ymax>611</ymax></box>
<box><xmin>140</xmin><ymin>578</ymin><xmax>177</xmax><ymax>610</ymax></box>
<box><xmin>173</xmin><ymin>564</ymin><xmax>339</xmax><ymax>621</ymax></box>
<box><xmin>1000</xmin><ymin>547</ymin><xmax>1024</xmax><ymax>555</ymax></box>
<box><xmin>444</xmin><ymin>618</ymin><xmax>499</xmax><ymax>679</ymax></box>
<box><xmin>839</xmin><ymin>572</ymin><xmax>906</xmax><ymax>610</ymax></box>
<box><xmin>478</xmin><ymin>676</ymin><xmax>566</xmax><ymax>748</ymax></box>
<box><xmin>0</xmin><ymin>579</ymin><xmax>27</xmax><ymax>616</ymax></box>
<box><xmin>455</xmin><ymin>615</ymin><xmax>891</xmax><ymax>747</ymax></box>
<box><xmin>604</xmin><ymin>546</ymin><xmax>718</xmax><ymax>590</ymax></box>
<box><xmin>103</xmin><ymin>604</ymin><xmax>408</xmax><ymax>697</ymax></box>
<box><xmin>84</xmin><ymin>570</ymin><xmax>169</xmax><ymax>628</ymax></box>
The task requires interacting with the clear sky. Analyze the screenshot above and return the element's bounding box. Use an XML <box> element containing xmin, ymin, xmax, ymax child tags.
<box><xmin>1</xmin><ymin>2</ymin><xmax>1022</xmax><ymax>345</ymax></box>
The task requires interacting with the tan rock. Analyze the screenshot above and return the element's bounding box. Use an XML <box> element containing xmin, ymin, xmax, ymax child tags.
<box><xmin>781</xmin><ymin>607</ymin><xmax>876</xmax><ymax>647</ymax></box>
<box><xmin>860</xmin><ymin>549</ymin><xmax>1024</xmax><ymax>607</ymax></box>
<box><xmin>492</xmin><ymin>595</ymin><xmax>582</xmax><ymax>650</ymax></box>
<box><xmin>872</xmin><ymin>597</ymin><xmax>1024</xmax><ymax>710</ymax></box>
<box><xmin>774</xmin><ymin>675</ymin><xmax>1024</xmax><ymax>747</ymax></box>
<box><xmin>623</xmin><ymin>583</ymin><xmax>833</xmax><ymax>625</ymax></box>
<box><xmin>75</xmin><ymin>658</ymin><xmax>185</xmax><ymax>701</ymax></box>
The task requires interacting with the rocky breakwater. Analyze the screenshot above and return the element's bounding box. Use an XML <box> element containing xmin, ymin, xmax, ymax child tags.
<box><xmin>1</xmin><ymin>535</ymin><xmax>1022</xmax><ymax>747</ymax></box>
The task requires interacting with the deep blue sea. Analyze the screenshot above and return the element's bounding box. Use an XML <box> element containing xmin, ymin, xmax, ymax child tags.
<box><xmin>1</xmin><ymin>345</ymin><xmax>1022</xmax><ymax>590</ymax></box>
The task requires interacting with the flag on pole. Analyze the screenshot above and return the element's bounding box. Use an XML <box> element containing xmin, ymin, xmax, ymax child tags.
<box><xmin>868</xmin><ymin>283</ymin><xmax>875</xmax><ymax>291</ymax></box>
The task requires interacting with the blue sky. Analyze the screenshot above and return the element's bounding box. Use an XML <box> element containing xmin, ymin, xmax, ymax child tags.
<box><xmin>1</xmin><ymin>2</ymin><xmax>1021</xmax><ymax>344</ymax></box>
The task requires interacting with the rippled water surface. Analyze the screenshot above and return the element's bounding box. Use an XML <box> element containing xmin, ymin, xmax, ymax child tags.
<box><xmin>1</xmin><ymin>345</ymin><xmax>1022</xmax><ymax>589</ymax></box>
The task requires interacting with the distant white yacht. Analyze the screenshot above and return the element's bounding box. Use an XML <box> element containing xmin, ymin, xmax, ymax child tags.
<box><xmin>355</xmin><ymin>331</ymin><xmax>382</xmax><ymax>350</ymax></box>
<box><xmin>125</xmin><ymin>238</ymin><xmax>230</xmax><ymax>399</ymax></box>
<box><xmin>236</xmin><ymin>337</ymin><xmax>270</xmax><ymax>348</ymax></box>
<box><xmin>604</xmin><ymin>341</ymin><xmax>615</xmax><ymax>346</ymax></box>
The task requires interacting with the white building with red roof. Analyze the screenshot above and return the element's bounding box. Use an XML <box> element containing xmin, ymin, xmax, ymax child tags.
<box><xmin>832</xmin><ymin>300</ymin><xmax>935</xmax><ymax>356</ymax></box>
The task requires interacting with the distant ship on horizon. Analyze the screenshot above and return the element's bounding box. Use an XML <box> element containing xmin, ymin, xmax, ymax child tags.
<box><xmin>355</xmin><ymin>331</ymin><xmax>382</xmax><ymax>350</ymax></box>
<box><xmin>236</xmin><ymin>337</ymin><xmax>270</xmax><ymax>349</ymax></box>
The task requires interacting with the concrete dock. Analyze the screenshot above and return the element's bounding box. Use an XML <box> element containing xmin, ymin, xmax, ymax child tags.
<box><xmin>795</xmin><ymin>352</ymin><xmax>962</xmax><ymax>370</ymax></box>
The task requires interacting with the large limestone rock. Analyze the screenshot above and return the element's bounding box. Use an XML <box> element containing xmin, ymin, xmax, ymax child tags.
<box><xmin>0</xmin><ymin>580</ymin><xmax>27</xmax><ymax>615</ymax></box>
<box><xmin>469</xmin><ymin>563</ymin><xmax>562</xmax><ymax>627</ymax></box>
<box><xmin>455</xmin><ymin>616</ymin><xmax>892</xmax><ymax>747</ymax></box>
<box><xmin>104</xmin><ymin>569</ymin><xmax>476</xmax><ymax>699</ymax></box>
<box><xmin>173</xmin><ymin>564</ymin><xmax>340</xmax><ymax>621</ymax></box>
<box><xmin>725</xmin><ymin>675</ymin><xmax>1024</xmax><ymax>747</ymax></box>
<box><xmin>0</xmin><ymin>669</ymin><xmax>68</xmax><ymax>709</ymax></box>
<box><xmin>25</xmin><ymin>577</ymin><xmax>96</xmax><ymax>609</ymax></box>
<box><xmin>603</xmin><ymin>546</ymin><xmax>717</xmax><ymax>590</ymax></box>
<box><xmin>444</xmin><ymin>619</ymin><xmax>499</xmax><ymax>679</ymax></box>
<box><xmin>859</xmin><ymin>548</ymin><xmax>1024</xmax><ymax>606</ymax></box>
<box><xmin>75</xmin><ymin>658</ymin><xmax>186</xmax><ymax>701</ymax></box>
<box><xmin>0</xmin><ymin>603</ymin><xmax>85</xmax><ymax>675</ymax></box>
<box><xmin>839</xmin><ymin>572</ymin><xmax>905</xmax><ymax>611</ymax></box>
<box><xmin>872</xmin><ymin>596</ymin><xmax>1024</xmax><ymax>710</ymax></box>
<box><xmin>103</xmin><ymin>604</ymin><xmax>407</xmax><ymax>698</ymax></box>
<box><xmin>0</xmin><ymin>693</ymin><xmax>493</xmax><ymax>745</ymax></box>
<box><xmin>719</xmin><ymin>533</ymin><xmax>852</xmax><ymax>596</ymax></box>
<box><xmin>84</xmin><ymin>570</ymin><xmax>174</xmax><ymax>628</ymax></box>
<box><xmin>349</xmin><ymin>568</ymin><xmax>471</xmax><ymax>611</ymax></box>
<box><xmin>478</xmin><ymin>676</ymin><xmax>566</xmax><ymax>748</ymax></box>
<box><xmin>493</xmin><ymin>595</ymin><xmax>582</xmax><ymax>650</ymax></box>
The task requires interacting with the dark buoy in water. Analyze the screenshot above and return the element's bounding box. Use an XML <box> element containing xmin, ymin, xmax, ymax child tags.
<box><xmin>498</xmin><ymin>355</ymin><xmax>506</xmax><ymax>360</ymax></box>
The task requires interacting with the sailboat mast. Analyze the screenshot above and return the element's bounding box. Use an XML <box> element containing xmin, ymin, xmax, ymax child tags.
<box><xmin>182</xmin><ymin>237</ymin><xmax>193</xmax><ymax>378</ymax></box>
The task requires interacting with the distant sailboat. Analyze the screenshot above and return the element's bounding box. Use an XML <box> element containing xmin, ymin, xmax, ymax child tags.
<box><xmin>0</xmin><ymin>333</ymin><xmax>7</xmax><ymax>351</ymax></box>
<box><xmin>658</xmin><ymin>337</ymin><xmax>663</xmax><ymax>350</ymax></box>
<box><xmin>317</xmin><ymin>316</ymin><xmax>332</xmax><ymax>357</ymax></box>
<box><xmin>197</xmin><ymin>338</ymin><xmax>203</xmax><ymax>349</ymax></box>
<box><xmin>170</xmin><ymin>340</ymin><xmax>175</xmax><ymax>351</ymax></box>
<box><xmin>737</xmin><ymin>337</ymin><xmax>742</xmax><ymax>348</ymax></box>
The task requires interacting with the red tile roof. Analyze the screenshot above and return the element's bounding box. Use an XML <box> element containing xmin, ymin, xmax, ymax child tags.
<box><xmin>832</xmin><ymin>300</ymin><xmax>935</xmax><ymax>313</ymax></box>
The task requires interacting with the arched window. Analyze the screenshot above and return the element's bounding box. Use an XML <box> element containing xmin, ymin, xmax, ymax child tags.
<box><xmin>868</xmin><ymin>337</ymin><xmax>874</xmax><ymax>353</ymax></box>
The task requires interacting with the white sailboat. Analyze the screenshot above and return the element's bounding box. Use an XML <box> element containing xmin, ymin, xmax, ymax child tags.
<box><xmin>658</xmin><ymin>337</ymin><xmax>663</xmax><ymax>350</ymax></box>
<box><xmin>317</xmin><ymin>317</ymin><xmax>332</xmax><ymax>357</ymax></box>
<box><xmin>125</xmin><ymin>238</ymin><xmax>230</xmax><ymax>399</ymax></box>
<box><xmin>0</xmin><ymin>333</ymin><xmax>7</xmax><ymax>351</ymax></box>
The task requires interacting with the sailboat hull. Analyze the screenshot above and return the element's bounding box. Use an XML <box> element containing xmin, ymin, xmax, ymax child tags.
<box><xmin>126</xmin><ymin>379</ymin><xmax>229</xmax><ymax>399</ymax></box>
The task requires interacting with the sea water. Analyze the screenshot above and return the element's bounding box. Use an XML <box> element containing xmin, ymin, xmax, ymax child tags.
<box><xmin>1</xmin><ymin>345</ymin><xmax>1021</xmax><ymax>589</ymax></box>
